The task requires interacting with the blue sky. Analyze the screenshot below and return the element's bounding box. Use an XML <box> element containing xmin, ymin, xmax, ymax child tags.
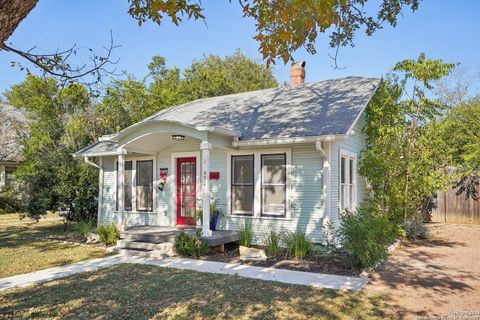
<box><xmin>1</xmin><ymin>1</ymin><xmax>478</xmax><ymax>94</ymax></box>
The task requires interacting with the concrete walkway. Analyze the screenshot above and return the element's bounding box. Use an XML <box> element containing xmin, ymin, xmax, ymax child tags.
<box><xmin>0</xmin><ymin>255</ymin><xmax>368</xmax><ymax>292</ymax></box>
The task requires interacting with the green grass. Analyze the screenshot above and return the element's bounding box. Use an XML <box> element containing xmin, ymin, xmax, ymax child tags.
<box><xmin>0</xmin><ymin>264</ymin><xmax>388</xmax><ymax>319</ymax></box>
<box><xmin>0</xmin><ymin>213</ymin><xmax>108</xmax><ymax>278</ymax></box>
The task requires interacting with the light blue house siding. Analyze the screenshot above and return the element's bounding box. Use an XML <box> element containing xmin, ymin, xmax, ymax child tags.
<box><xmin>329</xmin><ymin>117</ymin><xmax>369</xmax><ymax>230</ymax></box>
<box><xmin>98</xmin><ymin>117</ymin><xmax>367</xmax><ymax>245</ymax></box>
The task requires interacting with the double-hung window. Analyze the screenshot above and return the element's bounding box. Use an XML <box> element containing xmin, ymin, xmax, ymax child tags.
<box><xmin>116</xmin><ymin>159</ymin><xmax>153</xmax><ymax>212</ymax></box>
<box><xmin>261</xmin><ymin>154</ymin><xmax>286</xmax><ymax>217</ymax></box>
<box><xmin>5</xmin><ymin>166</ymin><xmax>16</xmax><ymax>189</ymax></box>
<box><xmin>136</xmin><ymin>160</ymin><xmax>153</xmax><ymax>212</ymax></box>
<box><xmin>116</xmin><ymin>161</ymin><xmax>133</xmax><ymax>212</ymax></box>
<box><xmin>339</xmin><ymin>151</ymin><xmax>356</xmax><ymax>212</ymax></box>
<box><xmin>231</xmin><ymin>155</ymin><xmax>254</xmax><ymax>215</ymax></box>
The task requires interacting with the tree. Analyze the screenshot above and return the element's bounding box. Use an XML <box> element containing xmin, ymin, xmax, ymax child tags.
<box><xmin>360</xmin><ymin>54</ymin><xmax>455</xmax><ymax>223</ymax></box>
<box><xmin>98</xmin><ymin>51</ymin><xmax>278</xmax><ymax>133</ymax></box>
<box><xmin>435</xmin><ymin>100</ymin><xmax>480</xmax><ymax>199</ymax></box>
<box><xmin>1</xmin><ymin>0</ymin><xmax>420</xmax><ymax>82</ymax></box>
<box><xmin>3</xmin><ymin>51</ymin><xmax>277</xmax><ymax>219</ymax></box>
<box><xmin>4</xmin><ymin>76</ymin><xmax>100</xmax><ymax>221</ymax></box>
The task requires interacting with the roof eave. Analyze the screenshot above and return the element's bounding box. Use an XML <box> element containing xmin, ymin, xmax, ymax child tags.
<box><xmin>232</xmin><ymin>134</ymin><xmax>346</xmax><ymax>147</ymax></box>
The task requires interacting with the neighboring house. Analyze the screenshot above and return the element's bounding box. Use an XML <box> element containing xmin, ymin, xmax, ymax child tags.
<box><xmin>0</xmin><ymin>104</ymin><xmax>27</xmax><ymax>191</ymax></box>
<box><xmin>75</xmin><ymin>62</ymin><xmax>380</xmax><ymax>244</ymax></box>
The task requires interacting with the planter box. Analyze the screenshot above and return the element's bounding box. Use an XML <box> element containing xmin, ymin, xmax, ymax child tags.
<box><xmin>239</xmin><ymin>245</ymin><xmax>267</xmax><ymax>261</ymax></box>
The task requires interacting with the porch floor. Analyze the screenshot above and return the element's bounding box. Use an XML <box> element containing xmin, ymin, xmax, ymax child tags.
<box><xmin>120</xmin><ymin>226</ymin><xmax>239</xmax><ymax>247</ymax></box>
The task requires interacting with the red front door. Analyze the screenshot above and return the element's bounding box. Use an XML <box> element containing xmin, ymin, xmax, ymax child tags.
<box><xmin>177</xmin><ymin>157</ymin><xmax>197</xmax><ymax>225</ymax></box>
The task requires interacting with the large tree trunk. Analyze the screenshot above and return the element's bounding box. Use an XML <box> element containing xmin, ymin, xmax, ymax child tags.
<box><xmin>0</xmin><ymin>0</ymin><xmax>38</xmax><ymax>44</ymax></box>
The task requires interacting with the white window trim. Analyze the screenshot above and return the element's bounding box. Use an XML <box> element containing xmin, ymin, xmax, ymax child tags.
<box><xmin>170</xmin><ymin>151</ymin><xmax>201</xmax><ymax>226</ymax></box>
<box><xmin>115</xmin><ymin>155</ymin><xmax>157</xmax><ymax>214</ymax></box>
<box><xmin>339</xmin><ymin>149</ymin><xmax>357</xmax><ymax>212</ymax></box>
<box><xmin>226</xmin><ymin>148</ymin><xmax>291</xmax><ymax>220</ymax></box>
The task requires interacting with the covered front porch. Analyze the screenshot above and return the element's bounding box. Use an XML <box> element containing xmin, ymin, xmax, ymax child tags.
<box><xmin>74</xmin><ymin>120</ymin><xmax>240</xmax><ymax>239</ymax></box>
<box><xmin>119</xmin><ymin>225</ymin><xmax>239</xmax><ymax>247</ymax></box>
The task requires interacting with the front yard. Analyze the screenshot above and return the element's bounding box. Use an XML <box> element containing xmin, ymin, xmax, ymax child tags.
<box><xmin>0</xmin><ymin>213</ymin><xmax>108</xmax><ymax>278</ymax></box>
<box><xmin>0</xmin><ymin>263</ymin><xmax>387</xmax><ymax>320</ymax></box>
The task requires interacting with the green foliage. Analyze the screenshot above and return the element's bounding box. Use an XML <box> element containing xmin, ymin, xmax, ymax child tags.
<box><xmin>128</xmin><ymin>0</ymin><xmax>420</xmax><ymax>65</ymax></box>
<box><xmin>238</xmin><ymin>220</ymin><xmax>253</xmax><ymax>247</ymax></box>
<box><xmin>263</xmin><ymin>228</ymin><xmax>282</xmax><ymax>258</ymax></box>
<box><xmin>0</xmin><ymin>188</ymin><xmax>23</xmax><ymax>214</ymax></box>
<box><xmin>339</xmin><ymin>204</ymin><xmax>399</xmax><ymax>270</ymax></box>
<box><xmin>97</xmin><ymin>223</ymin><xmax>119</xmax><ymax>246</ymax></box>
<box><xmin>75</xmin><ymin>219</ymin><xmax>94</xmax><ymax>238</ymax></box>
<box><xmin>4</xmin><ymin>52</ymin><xmax>276</xmax><ymax>222</ymax></box>
<box><xmin>173</xmin><ymin>231</ymin><xmax>208</xmax><ymax>258</ymax></box>
<box><xmin>282</xmin><ymin>231</ymin><xmax>316</xmax><ymax>260</ymax></box>
<box><xmin>4</xmin><ymin>76</ymin><xmax>100</xmax><ymax>221</ymax></box>
<box><xmin>360</xmin><ymin>54</ymin><xmax>455</xmax><ymax>223</ymax></box>
<box><xmin>402</xmin><ymin>217</ymin><xmax>429</xmax><ymax>240</ymax></box>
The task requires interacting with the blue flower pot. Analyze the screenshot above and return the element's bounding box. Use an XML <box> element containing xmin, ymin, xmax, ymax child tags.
<box><xmin>210</xmin><ymin>211</ymin><xmax>220</xmax><ymax>231</ymax></box>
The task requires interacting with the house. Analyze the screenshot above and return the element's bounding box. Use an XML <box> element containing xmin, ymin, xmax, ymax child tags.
<box><xmin>0</xmin><ymin>104</ymin><xmax>27</xmax><ymax>191</ymax></box>
<box><xmin>74</xmin><ymin>62</ymin><xmax>380</xmax><ymax>244</ymax></box>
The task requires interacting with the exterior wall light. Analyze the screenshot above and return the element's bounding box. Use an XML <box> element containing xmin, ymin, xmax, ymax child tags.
<box><xmin>171</xmin><ymin>134</ymin><xmax>185</xmax><ymax>141</ymax></box>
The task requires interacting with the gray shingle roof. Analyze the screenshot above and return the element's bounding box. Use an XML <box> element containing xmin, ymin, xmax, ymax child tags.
<box><xmin>74</xmin><ymin>140</ymin><xmax>118</xmax><ymax>157</ymax></box>
<box><xmin>143</xmin><ymin>76</ymin><xmax>380</xmax><ymax>140</ymax></box>
<box><xmin>0</xmin><ymin>104</ymin><xmax>28</xmax><ymax>162</ymax></box>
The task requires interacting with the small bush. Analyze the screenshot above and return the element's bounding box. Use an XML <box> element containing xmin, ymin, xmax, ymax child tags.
<box><xmin>402</xmin><ymin>217</ymin><xmax>429</xmax><ymax>240</ymax></box>
<box><xmin>75</xmin><ymin>219</ymin><xmax>94</xmax><ymax>238</ymax></box>
<box><xmin>283</xmin><ymin>231</ymin><xmax>316</xmax><ymax>259</ymax></box>
<box><xmin>238</xmin><ymin>220</ymin><xmax>253</xmax><ymax>247</ymax></box>
<box><xmin>0</xmin><ymin>188</ymin><xmax>22</xmax><ymax>214</ymax></box>
<box><xmin>263</xmin><ymin>228</ymin><xmax>282</xmax><ymax>257</ymax></box>
<box><xmin>174</xmin><ymin>231</ymin><xmax>208</xmax><ymax>258</ymax></box>
<box><xmin>339</xmin><ymin>205</ymin><xmax>398</xmax><ymax>270</ymax></box>
<box><xmin>97</xmin><ymin>223</ymin><xmax>119</xmax><ymax>246</ymax></box>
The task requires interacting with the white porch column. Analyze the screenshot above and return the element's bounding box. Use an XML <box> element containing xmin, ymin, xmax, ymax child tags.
<box><xmin>0</xmin><ymin>165</ymin><xmax>5</xmax><ymax>191</ymax></box>
<box><xmin>200</xmin><ymin>140</ymin><xmax>212</xmax><ymax>237</ymax></box>
<box><xmin>97</xmin><ymin>157</ymin><xmax>104</xmax><ymax>225</ymax></box>
<box><xmin>117</xmin><ymin>148</ymin><xmax>126</xmax><ymax>223</ymax></box>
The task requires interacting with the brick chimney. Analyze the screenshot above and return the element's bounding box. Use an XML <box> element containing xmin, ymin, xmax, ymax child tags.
<box><xmin>290</xmin><ymin>61</ymin><xmax>306</xmax><ymax>86</ymax></box>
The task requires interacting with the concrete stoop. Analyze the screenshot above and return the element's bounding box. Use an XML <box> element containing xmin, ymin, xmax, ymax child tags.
<box><xmin>110</xmin><ymin>240</ymin><xmax>175</xmax><ymax>258</ymax></box>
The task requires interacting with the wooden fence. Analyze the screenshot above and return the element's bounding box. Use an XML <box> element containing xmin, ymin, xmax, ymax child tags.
<box><xmin>430</xmin><ymin>185</ymin><xmax>480</xmax><ymax>224</ymax></box>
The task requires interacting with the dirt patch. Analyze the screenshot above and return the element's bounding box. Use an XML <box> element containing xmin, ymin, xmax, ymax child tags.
<box><xmin>366</xmin><ymin>223</ymin><xmax>480</xmax><ymax>319</ymax></box>
<box><xmin>199</xmin><ymin>243</ymin><xmax>357</xmax><ymax>276</ymax></box>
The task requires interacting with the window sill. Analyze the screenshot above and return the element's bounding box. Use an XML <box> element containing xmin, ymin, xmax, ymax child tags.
<box><xmin>227</xmin><ymin>214</ymin><xmax>292</xmax><ymax>221</ymax></box>
<box><xmin>114</xmin><ymin>211</ymin><xmax>156</xmax><ymax>214</ymax></box>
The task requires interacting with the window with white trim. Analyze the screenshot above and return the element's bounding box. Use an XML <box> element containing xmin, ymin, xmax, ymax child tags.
<box><xmin>261</xmin><ymin>154</ymin><xmax>286</xmax><ymax>217</ymax></box>
<box><xmin>116</xmin><ymin>159</ymin><xmax>153</xmax><ymax>212</ymax></box>
<box><xmin>116</xmin><ymin>161</ymin><xmax>133</xmax><ymax>211</ymax></box>
<box><xmin>339</xmin><ymin>151</ymin><xmax>356</xmax><ymax>212</ymax></box>
<box><xmin>136</xmin><ymin>160</ymin><xmax>153</xmax><ymax>212</ymax></box>
<box><xmin>231</xmin><ymin>155</ymin><xmax>254</xmax><ymax>215</ymax></box>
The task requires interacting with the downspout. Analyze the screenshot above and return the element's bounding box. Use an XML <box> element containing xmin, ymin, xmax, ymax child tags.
<box><xmin>84</xmin><ymin>156</ymin><xmax>100</xmax><ymax>169</ymax></box>
<box><xmin>317</xmin><ymin>140</ymin><xmax>333</xmax><ymax>243</ymax></box>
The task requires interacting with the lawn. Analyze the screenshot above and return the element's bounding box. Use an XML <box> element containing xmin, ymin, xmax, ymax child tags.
<box><xmin>0</xmin><ymin>213</ymin><xmax>108</xmax><ymax>278</ymax></box>
<box><xmin>0</xmin><ymin>264</ymin><xmax>388</xmax><ymax>320</ymax></box>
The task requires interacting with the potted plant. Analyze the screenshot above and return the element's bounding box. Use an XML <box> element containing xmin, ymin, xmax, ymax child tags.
<box><xmin>195</xmin><ymin>195</ymin><xmax>222</xmax><ymax>231</ymax></box>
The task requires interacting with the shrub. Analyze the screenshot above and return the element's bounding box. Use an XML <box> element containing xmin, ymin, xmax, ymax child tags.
<box><xmin>339</xmin><ymin>204</ymin><xmax>398</xmax><ymax>270</ymax></box>
<box><xmin>75</xmin><ymin>219</ymin><xmax>94</xmax><ymax>238</ymax></box>
<box><xmin>263</xmin><ymin>228</ymin><xmax>282</xmax><ymax>257</ymax></box>
<box><xmin>97</xmin><ymin>223</ymin><xmax>119</xmax><ymax>246</ymax></box>
<box><xmin>283</xmin><ymin>231</ymin><xmax>316</xmax><ymax>259</ymax></box>
<box><xmin>402</xmin><ymin>217</ymin><xmax>429</xmax><ymax>240</ymax></box>
<box><xmin>238</xmin><ymin>220</ymin><xmax>253</xmax><ymax>247</ymax></box>
<box><xmin>0</xmin><ymin>188</ymin><xmax>23</xmax><ymax>214</ymax></box>
<box><xmin>174</xmin><ymin>231</ymin><xmax>208</xmax><ymax>258</ymax></box>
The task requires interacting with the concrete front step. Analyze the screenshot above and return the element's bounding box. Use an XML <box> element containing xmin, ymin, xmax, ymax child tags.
<box><xmin>111</xmin><ymin>246</ymin><xmax>174</xmax><ymax>258</ymax></box>
<box><xmin>119</xmin><ymin>232</ymin><xmax>178</xmax><ymax>244</ymax></box>
<box><xmin>116</xmin><ymin>240</ymin><xmax>172</xmax><ymax>252</ymax></box>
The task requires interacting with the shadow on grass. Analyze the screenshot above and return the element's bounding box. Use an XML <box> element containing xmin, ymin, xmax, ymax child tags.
<box><xmin>1</xmin><ymin>264</ymin><xmax>388</xmax><ymax>320</ymax></box>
